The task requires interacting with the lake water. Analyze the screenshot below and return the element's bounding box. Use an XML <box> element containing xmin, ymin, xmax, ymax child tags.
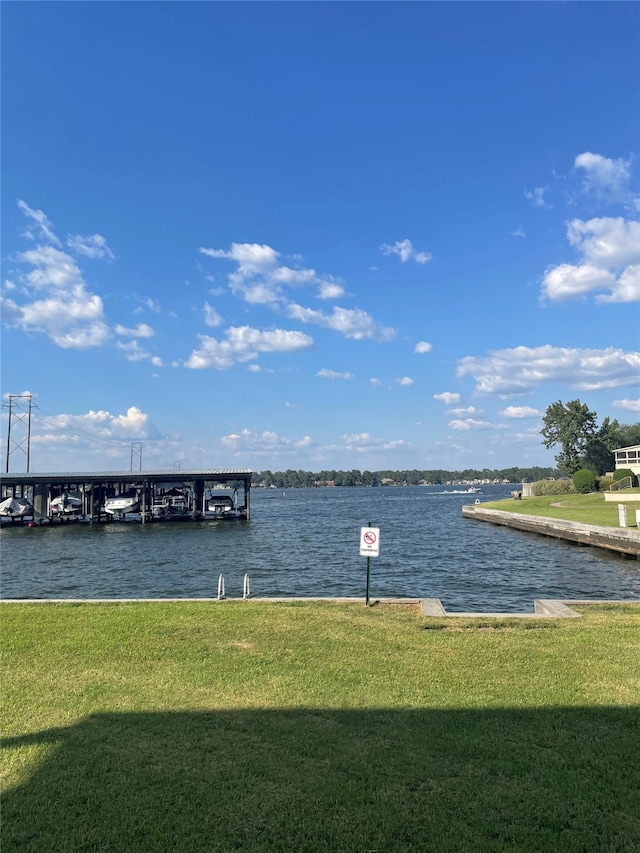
<box><xmin>1</xmin><ymin>485</ymin><xmax>639</xmax><ymax>612</ymax></box>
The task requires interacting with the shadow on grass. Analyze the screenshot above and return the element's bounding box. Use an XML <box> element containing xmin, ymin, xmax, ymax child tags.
<box><xmin>3</xmin><ymin>707</ymin><xmax>639</xmax><ymax>852</ymax></box>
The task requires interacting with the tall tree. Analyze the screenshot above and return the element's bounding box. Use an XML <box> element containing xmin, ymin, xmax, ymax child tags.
<box><xmin>582</xmin><ymin>416</ymin><xmax>621</xmax><ymax>475</ymax></box>
<box><xmin>615</xmin><ymin>422</ymin><xmax>640</xmax><ymax>449</ymax></box>
<box><xmin>540</xmin><ymin>399</ymin><xmax>598</xmax><ymax>475</ymax></box>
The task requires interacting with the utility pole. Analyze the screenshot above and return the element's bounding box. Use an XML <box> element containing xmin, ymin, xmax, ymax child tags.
<box><xmin>4</xmin><ymin>394</ymin><xmax>33</xmax><ymax>473</ymax></box>
<box><xmin>130</xmin><ymin>441</ymin><xmax>143</xmax><ymax>471</ymax></box>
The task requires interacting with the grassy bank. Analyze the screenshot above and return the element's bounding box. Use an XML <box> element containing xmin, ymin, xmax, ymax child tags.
<box><xmin>2</xmin><ymin>601</ymin><xmax>639</xmax><ymax>852</ymax></box>
<box><xmin>479</xmin><ymin>491</ymin><xmax>640</xmax><ymax>527</ymax></box>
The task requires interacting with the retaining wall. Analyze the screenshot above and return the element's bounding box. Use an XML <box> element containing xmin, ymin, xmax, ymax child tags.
<box><xmin>462</xmin><ymin>505</ymin><xmax>640</xmax><ymax>558</ymax></box>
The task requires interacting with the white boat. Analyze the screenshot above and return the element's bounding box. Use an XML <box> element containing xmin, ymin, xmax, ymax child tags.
<box><xmin>104</xmin><ymin>489</ymin><xmax>140</xmax><ymax>516</ymax></box>
<box><xmin>50</xmin><ymin>492</ymin><xmax>83</xmax><ymax>515</ymax></box>
<box><xmin>152</xmin><ymin>488</ymin><xmax>188</xmax><ymax>518</ymax></box>
<box><xmin>207</xmin><ymin>493</ymin><xmax>236</xmax><ymax>517</ymax></box>
<box><xmin>206</xmin><ymin>490</ymin><xmax>246</xmax><ymax>519</ymax></box>
<box><xmin>0</xmin><ymin>496</ymin><xmax>34</xmax><ymax>518</ymax></box>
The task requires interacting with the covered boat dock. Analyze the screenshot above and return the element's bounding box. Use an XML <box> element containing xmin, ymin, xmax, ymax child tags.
<box><xmin>0</xmin><ymin>469</ymin><xmax>252</xmax><ymax>524</ymax></box>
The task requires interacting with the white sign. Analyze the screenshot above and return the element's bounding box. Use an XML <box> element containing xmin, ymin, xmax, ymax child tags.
<box><xmin>618</xmin><ymin>503</ymin><xmax>627</xmax><ymax>528</ymax></box>
<box><xmin>360</xmin><ymin>526</ymin><xmax>380</xmax><ymax>557</ymax></box>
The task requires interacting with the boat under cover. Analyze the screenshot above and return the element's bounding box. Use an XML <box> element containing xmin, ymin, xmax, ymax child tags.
<box><xmin>104</xmin><ymin>489</ymin><xmax>141</xmax><ymax>515</ymax></box>
<box><xmin>50</xmin><ymin>492</ymin><xmax>83</xmax><ymax>514</ymax></box>
<box><xmin>0</xmin><ymin>496</ymin><xmax>34</xmax><ymax>518</ymax></box>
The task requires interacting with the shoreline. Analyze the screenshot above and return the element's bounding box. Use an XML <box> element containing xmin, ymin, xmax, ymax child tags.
<box><xmin>462</xmin><ymin>504</ymin><xmax>640</xmax><ymax>558</ymax></box>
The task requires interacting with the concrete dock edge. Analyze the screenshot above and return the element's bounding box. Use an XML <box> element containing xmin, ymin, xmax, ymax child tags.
<box><xmin>462</xmin><ymin>505</ymin><xmax>640</xmax><ymax>558</ymax></box>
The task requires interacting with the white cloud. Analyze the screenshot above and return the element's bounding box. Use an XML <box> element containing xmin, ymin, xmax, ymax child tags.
<box><xmin>138</xmin><ymin>298</ymin><xmax>162</xmax><ymax>313</ymax></box>
<box><xmin>370</xmin><ymin>378</ymin><xmax>383</xmax><ymax>387</ymax></box>
<box><xmin>500</xmin><ymin>406</ymin><xmax>541</xmax><ymax>419</ymax></box>
<box><xmin>597</xmin><ymin>264</ymin><xmax>640</xmax><ymax>304</ymax></box>
<box><xmin>17</xmin><ymin>199</ymin><xmax>61</xmax><ymax>245</ymax></box>
<box><xmin>200</xmin><ymin>242</ymin><xmax>279</xmax><ymax>271</ymax></box>
<box><xmin>448</xmin><ymin>406</ymin><xmax>480</xmax><ymax>416</ymax></box>
<box><xmin>203</xmin><ymin>302</ymin><xmax>223</xmax><ymax>327</ymax></box>
<box><xmin>524</xmin><ymin>187</ymin><xmax>549</xmax><ymax>208</ymax></box>
<box><xmin>574</xmin><ymin>151</ymin><xmax>632</xmax><ymax>200</ymax></box>
<box><xmin>449</xmin><ymin>418</ymin><xmax>501</xmax><ymax>431</ymax></box>
<box><xmin>115</xmin><ymin>323</ymin><xmax>154</xmax><ymax>338</ymax></box>
<box><xmin>286</xmin><ymin>302</ymin><xmax>395</xmax><ymax>342</ymax></box>
<box><xmin>200</xmin><ymin>241</ymin><xmax>392</xmax><ymax>343</ymax></box>
<box><xmin>36</xmin><ymin>405</ymin><xmax>161</xmax><ymax>445</ymax></box>
<box><xmin>270</xmin><ymin>266</ymin><xmax>317</xmax><ymax>286</ymax></box>
<box><xmin>116</xmin><ymin>340</ymin><xmax>152</xmax><ymax>361</ymax></box>
<box><xmin>341</xmin><ymin>432</ymin><xmax>407</xmax><ymax>452</ymax></box>
<box><xmin>457</xmin><ymin>345</ymin><xmax>640</xmax><ymax>395</ymax></box>
<box><xmin>247</xmin><ymin>364</ymin><xmax>274</xmax><ymax>373</ymax></box>
<box><xmin>612</xmin><ymin>398</ymin><xmax>640</xmax><ymax>413</ymax></box>
<box><xmin>414</xmin><ymin>341</ymin><xmax>432</xmax><ymax>353</ymax></box>
<box><xmin>542</xmin><ymin>263</ymin><xmax>616</xmax><ymax>301</ymax></box>
<box><xmin>17</xmin><ymin>246</ymin><xmax>84</xmax><ymax>290</ymax></box>
<box><xmin>184</xmin><ymin>325</ymin><xmax>314</xmax><ymax>370</ymax></box>
<box><xmin>566</xmin><ymin>217</ymin><xmax>640</xmax><ymax>269</ymax></box>
<box><xmin>318</xmin><ymin>281</ymin><xmax>346</xmax><ymax>300</ymax></box>
<box><xmin>395</xmin><ymin>376</ymin><xmax>414</xmax><ymax>386</ymax></box>
<box><xmin>316</xmin><ymin>369</ymin><xmax>355</xmax><ymax>380</ymax></box>
<box><xmin>66</xmin><ymin>233</ymin><xmax>114</xmax><ymax>260</ymax></box>
<box><xmin>220</xmin><ymin>427</ymin><xmax>303</xmax><ymax>455</ymax></box>
<box><xmin>433</xmin><ymin>391</ymin><xmax>461</xmax><ymax>406</ymax></box>
<box><xmin>542</xmin><ymin>217</ymin><xmax>640</xmax><ymax>303</ymax></box>
<box><xmin>26</xmin><ymin>406</ymin><xmax>184</xmax><ymax>471</ymax></box>
<box><xmin>5</xmin><ymin>204</ymin><xmax>120</xmax><ymax>351</ymax></box>
<box><xmin>199</xmin><ymin>242</ymin><xmax>336</xmax><ymax>306</ymax></box>
<box><xmin>512</xmin><ymin>227</ymin><xmax>526</xmax><ymax>238</ymax></box>
<box><xmin>2</xmin><ymin>290</ymin><xmax>110</xmax><ymax>349</ymax></box>
<box><xmin>380</xmin><ymin>238</ymin><xmax>432</xmax><ymax>264</ymax></box>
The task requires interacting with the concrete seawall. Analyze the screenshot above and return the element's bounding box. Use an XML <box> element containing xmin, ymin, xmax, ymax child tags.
<box><xmin>462</xmin><ymin>505</ymin><xmax>640</xmax><ymax>558</ymax></box>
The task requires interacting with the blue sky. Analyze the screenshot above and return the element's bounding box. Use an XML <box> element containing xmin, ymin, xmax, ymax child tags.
<box><xmin>1</xmin><ymin>1</ymin><xmax>639</xmax><ymax>474</ymax></box>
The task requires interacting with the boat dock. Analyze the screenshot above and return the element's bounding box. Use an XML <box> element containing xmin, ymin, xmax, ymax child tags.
<box><xmin>0</xmin><ymin>468</ymin><xmax>252</xmax><ymax>525</ymax></box>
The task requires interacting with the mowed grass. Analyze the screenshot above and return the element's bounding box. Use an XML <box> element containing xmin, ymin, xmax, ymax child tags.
<box><xmin>480</xmin><ymin>491</ymin><xmax>640</xmax><ymax>528</ymax></box>
<box><xmin>2</xmin><ymin>601</ymin><xmax>640</xmax><ymax>852</ymax></box>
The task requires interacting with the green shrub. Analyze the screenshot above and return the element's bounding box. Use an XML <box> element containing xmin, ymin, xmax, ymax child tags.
<box><xmin>573</xmin><ymin>468</ymin><xmax>597</xmax><ymax>494</ymax></box>
<box><xmin>532</xmin><ymin>479</ymin><xmax>575</xmax><ymax>496</ymax></box>
<box><xmin>597</xmin><ymin>476</ymin><xmax>613</xmax><ymax>492</ymax></box>
<box><xmin>613</xmin><ymin>468</ymin><xmax>638</xmax><ymax>487</ymax></box>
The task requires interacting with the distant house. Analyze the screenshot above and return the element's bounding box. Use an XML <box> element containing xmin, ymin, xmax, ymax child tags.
<box><xmin>614</xmin><ymin>445</ymin><xmax>640</xmax><ymax>477</ymax></box>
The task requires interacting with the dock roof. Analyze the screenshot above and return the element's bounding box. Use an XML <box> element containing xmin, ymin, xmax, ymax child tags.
<box><xmin>0</xmin><ymin>469</ymin><xmax>252</xmax><ymax>487</ymax></box>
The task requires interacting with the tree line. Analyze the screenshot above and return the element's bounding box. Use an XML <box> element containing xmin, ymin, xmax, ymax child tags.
<box><xmin>251</xmin><ymin>467</ymin><xmax>557</xmax><ymax>489</ymax></box>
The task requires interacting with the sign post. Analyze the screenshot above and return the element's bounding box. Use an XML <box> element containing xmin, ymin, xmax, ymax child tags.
<box><xmin>618</xmin><ymin>503</ymin><xmax>628</xmax><ymax>528</ymax></box>
<box><xmin>359</xmin><ymin>523</ymin><xmax>380</xmax><ymax>606</ymax></box>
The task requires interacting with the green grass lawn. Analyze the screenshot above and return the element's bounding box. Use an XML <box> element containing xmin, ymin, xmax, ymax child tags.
<box><xmin>2</xmin><ymin>601</ymin><xmax>639</xmax><ymax>852</ymax></box>
<box><xmin>480</xmin><ymin>491</ymin><xmax>640</xmax><ymax>528</ymax></box>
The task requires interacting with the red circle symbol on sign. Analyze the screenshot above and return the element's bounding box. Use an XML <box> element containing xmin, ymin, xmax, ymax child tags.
<box><xmin>364</xmin><ymin>531</ymin><xmax>377</xmax><ymax>545</ymax></box>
